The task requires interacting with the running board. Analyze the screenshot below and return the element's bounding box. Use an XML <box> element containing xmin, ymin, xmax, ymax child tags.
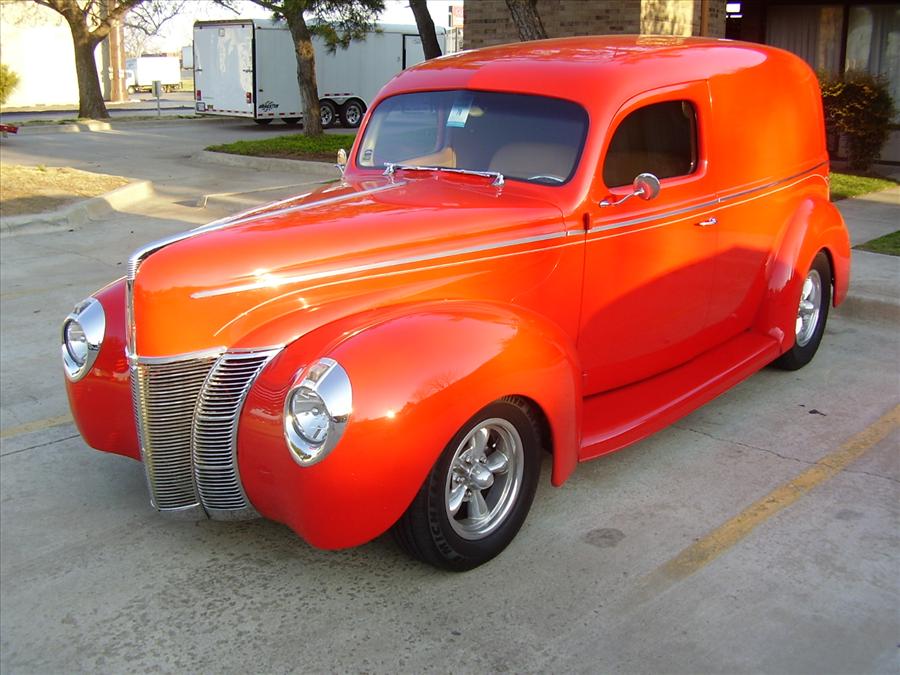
<box><xmin>579</xmin><ymin>332</ymin><xmax>781</xmax><ymax>462</ymax></box>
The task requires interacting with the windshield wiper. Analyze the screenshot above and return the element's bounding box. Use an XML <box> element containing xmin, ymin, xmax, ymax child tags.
<box><xmin>383</xmin><ymin>163</ymin><xmax>504</xmax><ymax>187</ymax></box>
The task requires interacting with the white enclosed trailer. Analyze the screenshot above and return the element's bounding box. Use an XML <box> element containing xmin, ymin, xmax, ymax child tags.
<box><xmin>192</xmin><ymin>19</ymin><xmax>445</xmax><ymax>127</ymax></box>
<box><xmin>125</xmin><ymin>56</ymin><xmax>182</xmax><ymax>93</ymax></box>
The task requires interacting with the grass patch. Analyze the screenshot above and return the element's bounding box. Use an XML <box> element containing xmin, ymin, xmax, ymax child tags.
<box><xmin>830</xmin><ymin>172</ymin><xmax>898</xmax><ymax>200</ymax></box>
<box><xmin>207</xmin><ymin>133</ymin><xmax>356</xmax><ymax>162</ymax></box>
<box><xmin>855</xmin><ymin>230</ymin><xmax>900</xmax><ymax>256</ymax></box>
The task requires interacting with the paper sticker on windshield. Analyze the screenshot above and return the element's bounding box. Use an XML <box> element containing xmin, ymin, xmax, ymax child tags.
<box><xmin>446</xmin><ymin>95</ymin><xmax>474</xmax><ymax>128</ymax></box>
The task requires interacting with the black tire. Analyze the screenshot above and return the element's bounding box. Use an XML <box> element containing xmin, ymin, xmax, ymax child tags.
<box><xmin>126</xmin><ymin>85</ymin><xmax>136</xmax><ymax>95</ymax></box>
<box><xmin>283</xmin><ymin>117</ymin><xmax>300</xmax><ymax>126</ymax></box>
<box><xmin>774</xmin><ymin>251</ymin><xmax>832</xmax><ymax>371</ymax></box>
<box><xmin>392</xmin><ymin>397</ymin><xmax>542</xmax><ymax>571</ymax></box>
<box><xmin>340</xmin><ymin>99</ymin><xmax>365</xmax><ymax>128</ymax></box>
<box><xmin>320</xmin><ymin>100</ymin><xmax>338</xmax><ymax>129</ymax></box>
<box><xmin>254</xmin><ymin>118</ymin><xmax>273</xmax><ymax>126</ymax></box>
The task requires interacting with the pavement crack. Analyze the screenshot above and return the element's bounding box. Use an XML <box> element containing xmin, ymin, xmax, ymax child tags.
<box><xmin>840</xmin><ymin>469</ymin><xmax>900</xmax><ymax>485</ymax></box>
<box><xmin>679</xmin><ymin>426</ymin><xmax>899</xmax><ymax>484</ymax></box>
<box><xmin>0</xmin><ymin>434</ymin><xmax>79</xmax><ymax>457</ymax></box>
<box><xmin>678</xmin><ymin>425</ymin><xmax>817</xmax><ymax>466</ymax></box>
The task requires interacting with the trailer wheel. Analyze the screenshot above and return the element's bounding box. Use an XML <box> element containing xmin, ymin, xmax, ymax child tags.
<box><xmin>340</xmin><ymin>99</ymin><xmax>365</xmax><ymax>128</ymax></box>
<box><xmin>254</xmin><ymin>119</ymin><xmax>273</xmax><ymax>126</ymax></box>
<box><xmin>320</xmin><ymin>100</ymin><xmax>338</xmax><ymax>129</ymax></box>
<box><xmin>127</xmin><ymin>85</ymin><xmax>136</xmax><ymax>95</ymax></box>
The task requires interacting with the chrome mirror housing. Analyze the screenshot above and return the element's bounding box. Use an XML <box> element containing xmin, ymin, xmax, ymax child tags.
<box><xmin>600</xmin><ymin>172</ymin><xmax>661</xmax><ymax>207</ymax></box>
<box><xmin>336</xmin><ymin>148</ymin><xmax>347</xmax><ymax>175</ymax></box>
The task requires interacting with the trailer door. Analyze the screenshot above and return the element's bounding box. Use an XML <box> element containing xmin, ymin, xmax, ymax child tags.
<box><xmin>254</xmin><ymin>25</ymin><xmax>302</xmax><ymax>121</ymax></box>
<box><xmin>402</xmin><ymin>34</ymin><xmax>426</xmax><ymax>69</ymax></box>
<box><xmin>193</xmin><ymin>22</ymin><xmax>254</xmax><ymax>117</ymax></box>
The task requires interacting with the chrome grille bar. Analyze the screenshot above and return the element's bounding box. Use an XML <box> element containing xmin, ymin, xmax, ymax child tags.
<box><xmin>132</xmin><ymin>354</ymin><xmax>219</xmax><ymax>512</ymax></box>
<box><xmin>192</xmin><ymin>350</ymin><xmax>278</xmax><ymax>519</ymax></box>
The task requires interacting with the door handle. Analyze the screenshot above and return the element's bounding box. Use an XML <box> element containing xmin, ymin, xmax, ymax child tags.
<box><xmin>696</xmin><ymin>217</ymin><xmax>717</xmax><ymax>227</ymax></box>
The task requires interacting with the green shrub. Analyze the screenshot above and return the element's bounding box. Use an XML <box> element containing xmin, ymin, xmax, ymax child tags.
<box><xmin>819</xmin><ymin>71</ymin><xmax>895</xmax><ymax>171</ymax></box>
<box><xmin>0</xmin><ymin>64</ymin><xmax>20</xmax><ymax>106</ymax></box>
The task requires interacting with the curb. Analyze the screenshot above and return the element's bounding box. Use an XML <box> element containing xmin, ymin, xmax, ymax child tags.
<box><xmin>193</xmin><ymin>150</ymin><xmax>341</xmax><ymax>179</ymax></box>
<box><xmin>0</xmin><ymin>180</ymin><xmax>154</xmax><ymax>237</ymax></box>
<box><xmin>7</xmin><ymin>116</ymin><xmax>238</xmax><ymax>136</ymax></box>
<box><xmin>11</xmin><ymin>120</ymin><xmax>113</xmax><ymax>135</ymax></box>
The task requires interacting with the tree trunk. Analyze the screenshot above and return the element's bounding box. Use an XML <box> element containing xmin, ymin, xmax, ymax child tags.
<box><xmin>284</xmin><ymin>10</ymin><xmax>323</xmax><ymax>136</ymax></box>
<box><xmin>410</xmin><ymin>0</ymin><xmax>442</xmax><ymax>60</ymax></box>
<box><xmin>505</xmin><ymin>0</ymin><xmax>548</xmax><ymax>42</ymax></box>
<box><xmin>70</xmin><ymin>23</ymin><xmax>109</xmax><ymax>118</ymax></box>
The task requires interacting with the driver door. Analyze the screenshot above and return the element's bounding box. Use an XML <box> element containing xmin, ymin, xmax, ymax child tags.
<box><xmin>578</xmin><ymin>82</ymin><xmax>721</xmax><ymax>394</ymax></box>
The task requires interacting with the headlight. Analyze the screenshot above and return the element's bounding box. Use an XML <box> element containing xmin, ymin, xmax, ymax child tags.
<box><xmin>61</xmin><ymin>297</ymin><xmax>105</xmax><ymax>382</ymax></box>
<box><xmin>284</xmin><ymin>358</ymin><xmax>352</xmax><ymax>467</ymax></box>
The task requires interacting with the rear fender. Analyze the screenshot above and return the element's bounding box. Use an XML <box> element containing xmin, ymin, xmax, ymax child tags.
<box><xmin>754</xmin><ymin>195</ymin><xmax>850</xmax><ymax>351</ymax></box>
<box><xmin>238</xmin><ymin>301</ymin><xmax>582</xmax><ymax>550</ymax></box>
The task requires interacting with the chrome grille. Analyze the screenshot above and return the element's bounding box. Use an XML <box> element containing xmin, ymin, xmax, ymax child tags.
<box><xmin>131</xmin><ymin>348</ymin><xmax>278</xmax><ymax>518</ymax></box>
<box><xmin>193</xmin><ymin>351</ymin><xmax>277</xmax><ymax>516</ymax></box>
<box><xmin>132</xmin><ymin>355</ymin><xmax>218</xmax><ymax>511</ymax></box>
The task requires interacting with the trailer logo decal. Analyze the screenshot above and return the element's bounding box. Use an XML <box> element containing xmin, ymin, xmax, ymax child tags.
<box><xmin>258</xmin><ymin>100</ymin><xmax>279</xmax><ymax>112</ymax></box>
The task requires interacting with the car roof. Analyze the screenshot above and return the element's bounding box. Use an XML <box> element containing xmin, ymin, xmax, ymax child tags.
<box><xmin>380</xmin><ymin>35</ymin><xmax>795</xmax><ymax>105</ymax></box>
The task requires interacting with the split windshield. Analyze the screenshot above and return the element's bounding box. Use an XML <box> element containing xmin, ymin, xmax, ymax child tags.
<box><xmin>356</xmin><ymin>90</ymin><xmax>589</xmax><ymax>186</ymax></box>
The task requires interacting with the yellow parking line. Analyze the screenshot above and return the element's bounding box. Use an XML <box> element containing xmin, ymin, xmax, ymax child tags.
<box><xmin>0</xmin><ymin>414</ymin><xmax>72</xmax><ymax>439</ymax></box>
<box><xmin>636</xmin><ymin>404</ymin><xmax>900</xmax><ymax>598</ymax></box>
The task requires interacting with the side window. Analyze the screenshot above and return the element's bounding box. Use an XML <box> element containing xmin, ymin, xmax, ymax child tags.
<box><xmin>602</xmin><ymin>100</ymin><xmax>698</xmax><ymax>188</ymax></box>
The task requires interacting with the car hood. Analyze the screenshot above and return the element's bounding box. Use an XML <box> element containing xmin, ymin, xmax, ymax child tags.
<box><xmin>131</xmin><ymin>175</ymin><xmax>567</xmax><ymax>356</ymax></box>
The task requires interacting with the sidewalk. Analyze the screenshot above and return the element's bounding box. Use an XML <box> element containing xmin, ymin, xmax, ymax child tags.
<box><xmin>833</xmin><ymin>185</ymin><xmax>900</xmax><ymax>325</ymax></box>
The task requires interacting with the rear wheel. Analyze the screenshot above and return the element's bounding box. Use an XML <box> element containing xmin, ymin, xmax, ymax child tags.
<box><xmin>392</xmin><ymin>397</ymin><xmax>542</xmax><ymax>571</ymax></box>
<box><xmin>774</xmin><ymin>251</ymin><xmax>831</xmax><ymax>370</ymax></box>
<box><xmin>340</xmin><ymin>99</ymin><xmax>365</xmax><ymax>128</ymax></box>
<box><xmin>320</xmin><ymin>100</ymin><xmax>337</xmax><ymax>129</ymax></box>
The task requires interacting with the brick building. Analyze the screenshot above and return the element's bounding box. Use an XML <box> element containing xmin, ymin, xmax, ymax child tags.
<box><xmin>464</xmin><ymin>0</ymin><xmax>727</xmax><ymax>49</ymax></box>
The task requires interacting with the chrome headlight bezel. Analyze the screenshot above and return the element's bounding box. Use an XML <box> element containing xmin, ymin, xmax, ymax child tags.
<box><xmin>61</xmin><ymin>297</ymin><xmax>105</xmax><ymax>382</ymax></box>
<box><xmin>283</xmin><ymin>358</ymin><xmax>352</xmax><ymax>467</ymax></box>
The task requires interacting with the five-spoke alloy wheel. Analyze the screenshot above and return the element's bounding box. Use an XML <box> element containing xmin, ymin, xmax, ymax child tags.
<box><xmin>393</xmin><ymin>397</ymin><xmax>542</xmax><ymax>571</ymax></box>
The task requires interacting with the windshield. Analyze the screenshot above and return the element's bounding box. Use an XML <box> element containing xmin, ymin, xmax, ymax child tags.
<box><xmin>356</xmin><ymin>90</ymin><xmax>589</xmax><ymax>186</ymax></box>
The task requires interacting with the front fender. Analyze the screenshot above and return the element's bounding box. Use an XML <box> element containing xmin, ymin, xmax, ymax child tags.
<box><xmin>64</xmin><ymin>278</ymin><xmax>140</xmax><ymax>460</ymax></box>
<box><xmin>238</xmin><ymin>301</ymin><xmax>581</xmax><ymax>550</ymax></box>
<box><xmin>754</xmin><ymin>194</ymin><xmax>850</xmax><ymax>350</ymax></box>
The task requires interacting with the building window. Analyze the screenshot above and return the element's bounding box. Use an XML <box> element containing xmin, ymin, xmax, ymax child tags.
<box><xmin>846</xmin><ymin>5</ymin><xmax>900</xmax><ymax>118</ymax></box>
<box><xmin>603</xmin><ymin>100</ymin><xmax>698</xmax><ymax>188</ymax></box>
<box><xmin>766</xmin><ymin>4</ymin><xmax>845</xmax><ymax>75</ymax></box>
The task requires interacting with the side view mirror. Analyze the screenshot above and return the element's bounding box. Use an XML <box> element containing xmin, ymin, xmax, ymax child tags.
<box><xmin>336</xmin><ymin>148</ymin><xmax>347</xmax><ymax>175</ymax></box>
<box><xmin>600</xmin><ymin>172</ymin><xmax>661</xmax><ymax>208</ymax></box>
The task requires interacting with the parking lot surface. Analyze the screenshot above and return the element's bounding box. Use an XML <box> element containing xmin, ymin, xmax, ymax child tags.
<box><xmin>1</xmin><ymin>120</ymin><xmax>898</xmax><ymax>673</ymax></box>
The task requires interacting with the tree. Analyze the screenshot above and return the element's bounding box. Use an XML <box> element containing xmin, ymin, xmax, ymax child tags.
<box><xmin>247</xmin><ymin>0</ymin><xmax>384</xmax><ymax>136</ymax></box>
<box><xmin>123</xmin><ymin>0</ymin><xmax>185</xmax><ymax>56</ymax></box>
<box><xmin>28</xmin><ymin>0</ymin><xmax>187</xmax><ymax>118</ymax></box>
<box><xmin>505</xmin><ymin>0</ymin><xmax>547</xmax><ymax>41</ymax></box>
<box><xmin>409</xmin><ymin>0</ymin><xmax>441</xmax><ymax>60</ymax></box>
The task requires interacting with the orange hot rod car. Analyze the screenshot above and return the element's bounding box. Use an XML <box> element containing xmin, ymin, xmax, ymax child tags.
<box><xmin>62</xmin><ymin>36</ymin><xmax>850</xmax><ymax>570</ymax></box>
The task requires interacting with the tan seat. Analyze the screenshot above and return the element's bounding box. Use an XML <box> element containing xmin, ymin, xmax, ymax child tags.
<box><xmin>489</xmin><ymin>142</ymin><xmax>576</xmax><ymax>181</ymax></box>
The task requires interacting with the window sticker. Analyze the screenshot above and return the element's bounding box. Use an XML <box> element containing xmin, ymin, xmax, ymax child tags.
<box><xmin>446</xmin><ymin>94</ymin><xmax>474</xmax><ymax>128</ymax></box>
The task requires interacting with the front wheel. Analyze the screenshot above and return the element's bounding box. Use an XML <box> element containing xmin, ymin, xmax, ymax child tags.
<box><xmin>774</xmin><ymin>251</ymin><xmax>832</xmax><ymax>371</ymax></box>
<box><xmin>392</xmin><ymin>397</ymin><xmax>542</xmax><ymax>571</ymax></box>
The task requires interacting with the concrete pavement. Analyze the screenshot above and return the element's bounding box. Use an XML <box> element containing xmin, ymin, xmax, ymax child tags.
<box><xmin>1</xmin><ymin>119</ymin><xmax>898</xmax><ymax>673</ymax></box>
